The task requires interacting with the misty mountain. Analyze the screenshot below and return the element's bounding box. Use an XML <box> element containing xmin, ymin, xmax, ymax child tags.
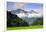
<box><xmin>21</xmin><ymin>17</ymin><xmax>37</xmax><ymax>25</ymax></box>
<box><xmin>29</xmin><ymin>10</ymin><xmax>38</xmax><ymax>14</ymax></box>
<box><xmin>21</xmin><ymin>16</ymin><xmax>43</xmax><ymax>25</ymax></box>
<box><xmin>7</xmin><ymin>9</ymin><xmax>43</xmax><ymax>25</ymax></box>
<box><xmin>7</xmin><ymin>11</ymin><xmax>29</xmax><ymax>27</ymax></box>
<box><xmin>7</xmin><ymin>9</ymin><xmax>43</xmax><ymax>26</ymax></box>
<box><xmin>11</xmin><ymin>9</ymin><xmax>25</xmax><ymax>14</ymax></box>
<box><xmin>11</xmin><ymin>9</ymin><xmax>38</xmax><ymax>14</ymax></box>
<box><xmin>10</xmin><ymin>9</ymin><xmax>42</xmax><ymax>18</ymax></box>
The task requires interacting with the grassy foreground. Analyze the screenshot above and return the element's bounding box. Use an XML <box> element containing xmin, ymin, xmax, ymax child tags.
<box><xmin>7</xmin><ymin>25</ymin><xmax>43</xmax><ymax>30</ymax></box>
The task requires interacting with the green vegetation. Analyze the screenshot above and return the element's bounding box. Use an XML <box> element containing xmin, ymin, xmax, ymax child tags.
<box><xmin>32</xmin><ymin>17</ymin><xmax>43</xmax><ymax>25</ymax></box>
<box><xmin>7</xmin><ymin>25</ymin><xmax>43</xmax><ymax>30</ymax></box>
<box><xmin>7</xmin><ymin>11</ymin><xmax>43</xmax><ymax>30</ymax></box>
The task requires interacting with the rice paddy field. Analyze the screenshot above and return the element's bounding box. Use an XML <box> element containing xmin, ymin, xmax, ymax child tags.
<box><xmin>7</xmin><ymin>25</ymin><xmax>43</xmax><ymax>30</ymax></box>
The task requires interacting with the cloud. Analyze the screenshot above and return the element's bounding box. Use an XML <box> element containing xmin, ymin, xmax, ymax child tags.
<box><xmin>16</xmin><ymin>2</ymin><xmax>25</xmax><ymax>9</ymax></box>
<box><xmin>16</xmin><ymin>8</ymin><xmax>43</xmax><ymax>18</ymax></box>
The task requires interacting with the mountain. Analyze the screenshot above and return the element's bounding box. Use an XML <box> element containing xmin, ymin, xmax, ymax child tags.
<box><xmin>21</xmin><ymin>17</ymin><xmax>37</xmax><ymax>25</ymax></box>
<box><xmin>7</xmin><ymin>9</ymin><xmax>43</xmax><ymax>26</ymax></box>
<box><xmin>11</xmin><ymin>9</ymin><xmax>25</xmax><ymax>14</ymax></box>
<box><xmin>7</xmin><ymin>11</ymin><xmax>29</xmax><ymax>27</ymax></box>
<box><xmin>29</xmin><ymin>10</ymin><xmax>38</xmax><ymax>14</ymax></box>
<box><xmin>11</xmin><ymin>9</ymin><xmax>39</xmax><ymax>14</ymax></box>
<box><xmin>21</xmin><ymin>16</ymin><xmax>43</xmax><ymax>25</ymax></box>
<box><xmin>11</xmin><ymin>9</ymin><xmax>42</xmax><ymax>18</ymax></box>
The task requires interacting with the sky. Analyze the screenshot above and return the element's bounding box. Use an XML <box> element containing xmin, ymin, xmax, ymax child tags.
<box><xmin>7</xmin><ymin>2</ymin><xmax>43</xmax><ymax>11</ymax></box>
<box><xmin>7</xmin><ymin>2</ymin><xmax>43</xmax><ymax>18</ymax></box>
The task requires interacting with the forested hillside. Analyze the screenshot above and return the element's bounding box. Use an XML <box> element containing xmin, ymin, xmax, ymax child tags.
<box><xmin>7</xmin><ymin>11</ymin><xmax>29</xmax><ymax>27</ymax></box>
